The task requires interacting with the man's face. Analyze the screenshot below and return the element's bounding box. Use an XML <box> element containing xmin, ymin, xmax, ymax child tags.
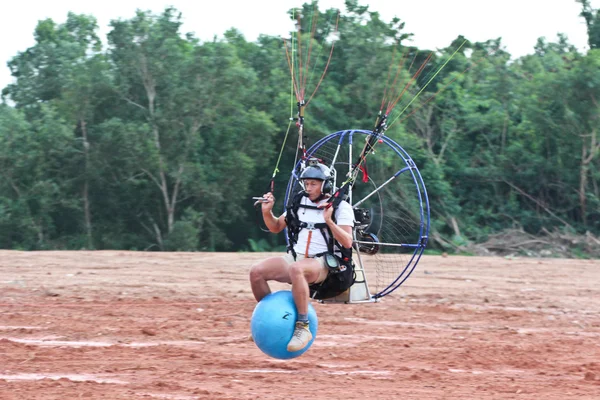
<box><xmin>303</xmin><ymin>179</ymin><xmax>323</xmax><ymax>201</ymax></box>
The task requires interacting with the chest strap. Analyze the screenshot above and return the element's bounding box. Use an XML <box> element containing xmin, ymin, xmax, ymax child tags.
<box><xmin>298</xmin><ymin>221</ymin><xmax>328</xmax><ymax>230</ymax></box>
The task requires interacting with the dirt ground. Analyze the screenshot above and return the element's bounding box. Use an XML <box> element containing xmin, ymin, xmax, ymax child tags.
<box><xmin>1</xmin><ymin>251</ymin><xmax>599</xmax><ymax>399</ymax></box>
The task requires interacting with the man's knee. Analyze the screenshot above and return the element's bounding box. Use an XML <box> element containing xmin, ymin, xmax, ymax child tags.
<box><xmin>249</xmin><ymin>264</ymin><xmax>265</xmax><ymax>283</ymax></box>
<box><xmin>289</xmin><ymin>260</ymin><xmax>322</xmax><ymax>283</ymax></box>
<box><xmin>288</xmin><ymin>262</ymin><xmax>304</xmax><ymax>280</ymax></box>
<box><xmin>249</xmin><ymin>257</ymin><xmax>290</xmax><ymax>283</ymax></box>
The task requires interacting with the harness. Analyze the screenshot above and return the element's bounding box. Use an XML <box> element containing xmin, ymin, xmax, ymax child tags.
<box><xmin>284</xmin><ymin>190</ymin><xmax>355</xmax><ymax>299</ymax></box>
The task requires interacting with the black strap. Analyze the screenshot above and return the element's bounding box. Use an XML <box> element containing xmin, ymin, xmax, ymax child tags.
<box><xmin>285</xmin><ymin>190</ymin><xmax>352</xmax><ymax>263</ymax></box>
<box><xmin>285</xmin><ymin>190</ymin><xmax>306</xmax><ymax>260</ymax></box>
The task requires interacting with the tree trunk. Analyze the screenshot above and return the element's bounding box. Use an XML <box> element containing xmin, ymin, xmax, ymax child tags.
<box><xmin>501</xmin><ymin>107</ymin><xmax>509</xmax><ymax>154</ymax></box>
<box><xmin>579</xmin><ymin>152</ymin><xmax>588</xmax><ymax>226</ymax></box>
<box><xmin>139</xmin><ymin>56</ymin><xmax>173</xmax><ymax>237</ymax></box>
<box><xmin>80</xmin><ymin>118</ymin><xmax>94</xmax><ymax>249</ymax></box>
<box><xmin>579</xmin><ymin>128</ymin><xmax>599</xmax><ymax>226</ymax></box>
<box><xmin>449</xmin><ymin>216</ymin><xmax>461</xmax><ymax>238</ymax></box>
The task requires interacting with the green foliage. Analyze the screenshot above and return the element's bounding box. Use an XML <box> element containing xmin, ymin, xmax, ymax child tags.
<box><xmin>0</xmin><ymin>1</ymin><xmax>598</xmax><ymax>254</ymax></box>
<box><xmin>246</xmin><ymin>238</ymin><xmax>273</xmax><ymax>252</ymax></box>
<box><xmin>164</xmin><ymin>208</ymin><xmax>203</xmax><ymax>251</ymax></box>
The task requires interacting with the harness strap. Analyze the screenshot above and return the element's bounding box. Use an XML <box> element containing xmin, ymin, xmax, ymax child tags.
<box><xmin>285</xmin><ymin>189</ymin><xmax>353</xmax><ymax>263</ymax></box>
<box><xmin>304</xmin><ymin>230</ymin><xmax>313</xmax><ymax>258</ymax></box>
<box><xmin>298</xmin><ymin>221</ymin><xmax>328</xmax><ymax>230</ymax></box>
<box><xmin>298</xmin><ymin>203</ymin><xmax>321</xmax><ymax>211</ymax></box>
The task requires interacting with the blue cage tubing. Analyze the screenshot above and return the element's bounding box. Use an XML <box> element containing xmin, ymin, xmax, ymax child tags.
<box><xmin>283</xmin><ymin>129</ymin><xmax>430</xmax><ymax>298</ymax></box>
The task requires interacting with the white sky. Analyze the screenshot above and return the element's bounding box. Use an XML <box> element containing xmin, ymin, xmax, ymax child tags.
<box><xmin>0</xmin><ymin>0</ymin><xmax>596</xmax><ymax>91</ymax></box>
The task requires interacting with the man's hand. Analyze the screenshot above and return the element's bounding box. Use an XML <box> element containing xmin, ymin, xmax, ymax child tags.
<box><xmin>319</xmin><ymin>202</ymin><xmax>334</xmax><ymax>223</ymax></box>
<box><xmin>261</xmin><ymin>192</ymin><xmax>275</xmax><ymax>213</ymax></box>
<box><xmin>318</xmin><ymin>201</ymin><xmax>353</xmax><ymax>248</ymax></box>
<box><xmin>261</xmin><ymin>192</ymin><xmax>285</xmax><ymax>233</ymax></box>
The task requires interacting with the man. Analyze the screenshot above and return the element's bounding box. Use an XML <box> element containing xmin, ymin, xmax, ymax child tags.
<box><xmin>249</xmin><ymin>162</ymin><xmax>354</xmax><ymax>352</ymax></box>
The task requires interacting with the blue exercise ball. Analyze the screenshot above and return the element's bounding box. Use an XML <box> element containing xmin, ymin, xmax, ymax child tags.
<box><xmin>251</xmin><ymin>290</ymin><xmax>318</xmax><ymax>359</ymax></box>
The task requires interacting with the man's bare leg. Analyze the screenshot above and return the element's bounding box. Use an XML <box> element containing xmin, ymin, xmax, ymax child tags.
<box><xmin>287</xmin><ymin>258</ymin><xmax>323</xmax><ymax>351</ymax></box>
<box><xmin>288</xmin><ymin>258</ymin><xmax>321</xmax><ymax>314</ymax></box>
<box><xmin>249</xmin><ymin>256</ymin><xmax>291</xmax><ymax>302</ymax></box>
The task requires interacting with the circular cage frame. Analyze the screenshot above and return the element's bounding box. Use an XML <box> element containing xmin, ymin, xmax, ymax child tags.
<box><xmin>283</xmin><ymin>129</ymin><xmax>430</xmax><ymax>299</ymax></box>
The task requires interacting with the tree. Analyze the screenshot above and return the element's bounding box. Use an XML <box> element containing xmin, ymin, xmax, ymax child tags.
<box><xmin>0</xmin><ymin>104</ymin><xmax>78</xmax><ymax>248</ymax></box>
<box><xmin>578</xmin><ymin>0</ymin><xmax>600</xmax><ymax>49</ymax></box>
<box><xmin>3</xmin><ymin>13</ymin><xmax>110</xmax><ymax>249</ymax></box>
<box><xmin>108</xmin><ymin>8</ymin><xmax>278</xmax><ymax>250</ymax></box>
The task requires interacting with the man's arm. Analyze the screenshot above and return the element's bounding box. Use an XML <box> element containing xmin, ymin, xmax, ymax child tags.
<box><xmin>321</xmin><ymin>204</ymin><xmax>353</xmax><ymax>248</ymax></box>
<box><xmin>325</xmin><ymin>221</ymin><xmax>353</xmax><ymax>248</ymax></box>
<box><xmin>261</xmin><ymin>192</ymin><xmax>287</xmax><ymax>233</ymax></box>
<box><xmin>263</xmin><ymin>210</ymin><xmax>287</xmax><ymax>233</ymax></box>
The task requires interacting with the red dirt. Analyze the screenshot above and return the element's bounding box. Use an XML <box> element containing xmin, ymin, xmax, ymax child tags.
<box><xmin>1</xmin><ymin>251</ymin><xmax>599</xmax><ymax>399</ymax></box>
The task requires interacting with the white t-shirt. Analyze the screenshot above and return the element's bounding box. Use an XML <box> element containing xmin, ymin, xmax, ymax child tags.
<box><xmin>287</xmin><ymin>196</ymin><xmax>354</xmax><ymax>257</ymax></box>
